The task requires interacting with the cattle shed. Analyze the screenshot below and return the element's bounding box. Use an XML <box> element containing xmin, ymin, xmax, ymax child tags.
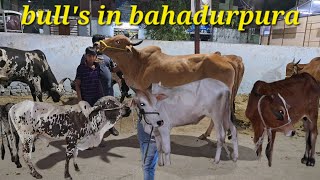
<box><xmin>261</xmin><ymin>0</ymin><xmax>320</xmax><ymax>47</ymax></box>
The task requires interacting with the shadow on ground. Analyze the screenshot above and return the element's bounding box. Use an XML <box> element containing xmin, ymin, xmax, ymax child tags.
<box><xmin>36</xmin><ymin>134</ymin><xmax>257</xmax><ymax>170</ymax></box>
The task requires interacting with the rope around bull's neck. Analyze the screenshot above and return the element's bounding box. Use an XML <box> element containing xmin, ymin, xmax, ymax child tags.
<box><xmin>99</xmin><ymin>40</ymin><xmax>127</xmax><ymax>52</ymax></box>
<box><xmin>102</xmin><ymin>106</ymin><xmax>122</xmax><ymax>111</ymax></box>
<box><xmin>255</xmin><ymin>93</ymin><xmax>292</xmax><ymax>153</ymax></box>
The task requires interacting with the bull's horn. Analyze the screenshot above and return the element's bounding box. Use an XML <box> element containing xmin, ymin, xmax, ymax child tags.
<box><xmin>131</xmin><ymin>87</ymin><xmax>137</xmax><ymax>93</ymax></box>
<box><xmin>295</xmin><ymin>59</ymin><xmax>301</xmax><ymax>65</ymax></box>
<box><xmin>59</xmin><ymin>78</ymin><xmax>71</xmax><ymax>84</ymax></box>
<box><xmin>130</xmin><ymin>40</ymin><xmax>143</xmax><ymax>46</ymax></box>
<box><xmin>292</xmin><ymin>58</ymin><xmax>295</xmax><ymax>64</ymax></box>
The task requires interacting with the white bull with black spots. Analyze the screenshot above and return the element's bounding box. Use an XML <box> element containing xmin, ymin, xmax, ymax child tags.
<box><xmin>8</xmin><ymin>96</ymin><xmax>131</xmax><ymax>179</ymax></box>
<box><xmin>133</xmin><ymin>78</ymin><xmax>238</xmax><ymax>166</ymax></box>
<box><xmin>0</xmin><ymin>47</ymin><xmax>67</xmax><ymax>102</ymax></box>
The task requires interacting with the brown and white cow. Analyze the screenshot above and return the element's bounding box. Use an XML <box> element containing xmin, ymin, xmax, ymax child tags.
<box><xmin>286</xmin><ymin>57</ymin><xmax>320</xmax><ymax>81</ymax></box>
<box><xmin>98</xmin><ymin>35</ymin><xmax>244</xmax><ymax>138</ymax></box>
<box><xmin>8</xmin><ymin>96</ymin><xmax>131</xmax><ymax>179</ymax></box>
<box><xmin>245</xmin><ymin>73</ymin><xmax>319</xmax><ymax>167</ymax></box>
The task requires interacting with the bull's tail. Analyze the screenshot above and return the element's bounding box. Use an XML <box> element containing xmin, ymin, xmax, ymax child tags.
<box><xmin>0</xmin><ymin>121</ymin><xmax>5</xmax><ymax>160</ymax></box>
<box><xmin>7</xmin><ymin>110</ymin><xmax>17</xmax><ymax>163</ymax></box>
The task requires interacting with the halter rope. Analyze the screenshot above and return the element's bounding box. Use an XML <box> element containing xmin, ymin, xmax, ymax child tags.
<box><xmin>254</xmin><ymin>93</ymin><xmax>292</xmax><ymax>153</ymax></box>
<box><xmin>99</xmin><ymin>40</ymin><xmax>127</xmax><ymax>52</ymax></box>
<box><xmin>136</xmin><ymin>107</ymin><xmax>161</xmax><ymax>165</ymax></box>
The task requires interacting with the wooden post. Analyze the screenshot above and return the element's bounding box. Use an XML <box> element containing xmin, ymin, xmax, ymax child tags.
<box><xmin>194</xmin><ymin>0</ymin><xmax>200</xmax><ymax>54</ymax></box>
<box><xmin>89</xmin><ymin>0</ymin><xmax>92</xmax><ymax>36</ymax></box>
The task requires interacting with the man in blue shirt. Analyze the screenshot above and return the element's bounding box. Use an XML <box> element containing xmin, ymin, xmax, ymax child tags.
<box><xmin>75</xmin><ymin>47</ymin><xmax>103</xmax><ymax>106</ymax></box>
<box><xmin>79</xmin><ymin>34</ymin><xmax>119</xmax><ymax>136</ymax></box>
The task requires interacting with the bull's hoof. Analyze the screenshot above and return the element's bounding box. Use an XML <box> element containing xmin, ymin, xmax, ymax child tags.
<box><xmin>227</xmin><ymin>130</ymin><xmax>232</xmax><ymax>140</ymax></box>
<box><xmin>11</xmin><ymin>156</ymin><xmax>15</xmax><ymax>162</ymax></box>
<box><xmin>32</xmin><ymin>146</ymin><xmax>36</xmax><ymax>152</ymax></box>
<box><xmin>306</xmin><ymin>158</ymin><xmax>315</xmax><ymax>167</ymax></box>
<box><xmin>16</xmin><ymin>163</ymin><xmax>22</xmax><ymax>168</ymax></box>
<box><xmin>1</xmin><ymin>144</ymin><xmax>5</xmax><ymax>159</ymax></box>
<box><xmin>31</xmin><ymin>171</ymin><xmax>42</xmax><ymax>179</ymax></box>
<box><xmin>158</xmin><ymin>162</ymin><xmax>164</xmax><ymax>166</ymax></box>
<box><xmin>232</xmin><ymin>156</ymin><xmax>238</xmax><ymax>162</ymax></box>
<box><xmin>301</xmin><ymin>156</ymin><xmax>308</xmax><ymax>164</ymax></box>
<box><xmin>74</xmin><ymin>164</ymin><xmax>80</xmax><ymax>172</ymax></box>
<box><xmin>213</xmin><ymin>160</ymin><xmax>220</xmax><ymax>164</ymax></box>
<box><xmin>198</xmin><ymin>134</ymin><xmax>208</xmax><ymax>140</ymax></box>
<box><xmin>65</xmin><ymin>172</ymin><xmax>72</xmax><ymax>180</ymax></box>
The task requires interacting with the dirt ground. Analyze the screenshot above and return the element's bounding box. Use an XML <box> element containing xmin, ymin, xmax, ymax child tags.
<box><xmin>0</xmin><ymin>95</ymin><xmax>319</xmax><ymax>180</ymax></box>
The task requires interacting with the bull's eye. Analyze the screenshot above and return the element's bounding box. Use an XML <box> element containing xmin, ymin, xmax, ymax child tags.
<box><xmin>140</xmin><ymin>103</ymin><xmax>145</xmax><ymax>106</ymax></box>
<box><xmin>279</xmin><ymin>110</ymin><xmax>284</xmax><ymax>115</ymax></box>
<box><xmin>107</xmin><ymin>102</ymin><xmax>110</xmax><ymax>105</ymax></box>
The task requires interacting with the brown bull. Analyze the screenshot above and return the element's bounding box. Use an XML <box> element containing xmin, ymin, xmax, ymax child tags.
<box><xmin>99</xmin><ymin>35</ymin><xmax>244</xmax><ymax>135</ymax></box>
<box><xmin>286</xmin><ymin>57</ymin><xmax>320</xmax><ymax>81</ymax></box>
<box><xmin>99</xmin><ymin>35</ymin><xmax>235</xmax><ymax>91</ymax></box>
<box><xmin>246</xmin><ymin>73</ymin><xmax>319</xmax><ymax>167</ymax></box>
<box><xmin>199</xmin><ymin>52</ymin><xmax>244</xmax><ymax>139</ymax></box>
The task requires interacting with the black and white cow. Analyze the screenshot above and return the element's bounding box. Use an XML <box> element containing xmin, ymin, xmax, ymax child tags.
<box><xmin>0</xmin><ymin>47</ymin><xmax>67</xmax><ymax>102</ymax></box>
<box><xmin>8</xmin><ymin>96</ymin><xmax>131</xmax><ymax>179</ymax></box>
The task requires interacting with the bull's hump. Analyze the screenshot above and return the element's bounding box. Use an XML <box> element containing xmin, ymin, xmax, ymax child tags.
<box><xmin>141</xmin><ymin>46</ymin><xmax>162</xmax><ymax>54</ymax></box>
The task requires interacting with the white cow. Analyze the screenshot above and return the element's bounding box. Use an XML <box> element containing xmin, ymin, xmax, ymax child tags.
<box><xmin>133</xmin><ymin>78</ymin><xmax>238</xmax><ymax>166</ymax></box>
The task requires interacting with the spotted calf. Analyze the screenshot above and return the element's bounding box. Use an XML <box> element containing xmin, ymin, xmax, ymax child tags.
<box><xmin>8</xmin><ymin>96</ymin><xmax>131</xmax><ymax>179</ymax></box>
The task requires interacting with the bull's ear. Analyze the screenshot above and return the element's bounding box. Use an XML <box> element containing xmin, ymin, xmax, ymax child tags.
<box><xmin>155</xmin><ymin>93</ymin><xmax>168</xmax><ymax>101</ymax></box>
<box><xmin>89</xmin><ymin>105</ymin><xmax>103</xmax><ymax>119</ymax></box>
<box><xmin>131</xmin><ymin>47</ymin><xmax>140</xmax><ymax>57</ymax></box>
<box><xmin>256</xmin><ymin>83</ymin><xmax>271</xmax><ymax>95</ymax></box>
<box><xmin>129</xmin><ymin>99</ymin><xmax>136</xmax><ymax>108</ymax></box>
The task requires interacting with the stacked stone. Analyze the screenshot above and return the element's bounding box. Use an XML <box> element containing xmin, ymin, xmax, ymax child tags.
<box><xmin>2</xmin><ymin>83</ymin><xmax>31</xmax><ymax>96</ymax></box>
<box><xmin>0</xmin><ymin>83</ymin><xmax>75</xmax><ymax>96</ymax></box>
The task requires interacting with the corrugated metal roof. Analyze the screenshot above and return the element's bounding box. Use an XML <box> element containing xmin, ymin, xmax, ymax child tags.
<box><xmin>290</xmin><ymin>0</ymin><xmax>320</xmax><ymax>17</ymax></box>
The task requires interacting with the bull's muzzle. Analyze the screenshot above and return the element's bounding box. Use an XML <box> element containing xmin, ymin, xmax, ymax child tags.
<box><xmin>157</xmin><ymin>120</ymin><xmax>164</xmax><ymax>127</ymax></box>
<box><xmin>285</xmin><ymin>130</ymin><xmax>296</xmax><ymax>137</ymax></box>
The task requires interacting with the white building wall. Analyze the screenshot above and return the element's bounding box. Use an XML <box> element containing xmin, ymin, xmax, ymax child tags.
<box><xmin>1</xmin><ymin>32</ymin><xmax>320</xmax><ymax>94</ymax></box>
